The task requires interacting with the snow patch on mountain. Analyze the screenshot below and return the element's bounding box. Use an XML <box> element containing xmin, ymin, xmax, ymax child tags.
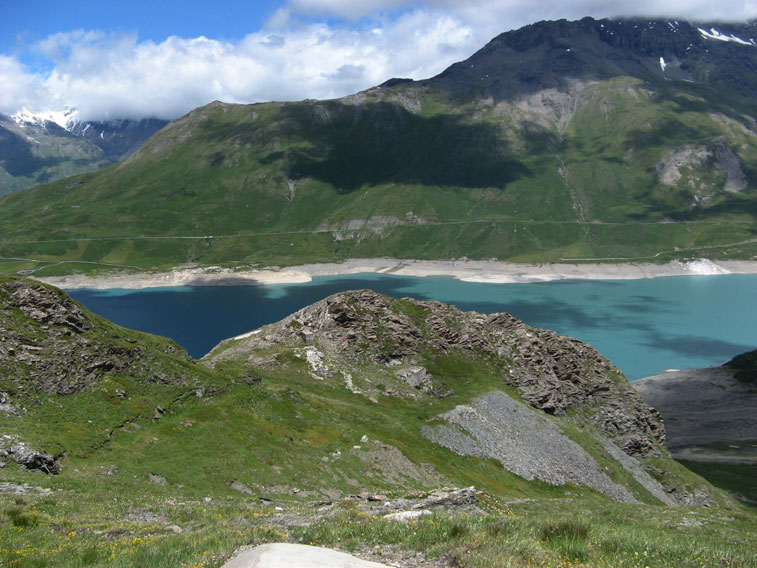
<box><xmin>11</xmin><ymin>108</ymin><xmax>79</xmax><ymax>130</ymax></box>
<box><xmin>697</xmin><ymin>28</ymin><xmax>756</xmax><ymax>46</ymax></box>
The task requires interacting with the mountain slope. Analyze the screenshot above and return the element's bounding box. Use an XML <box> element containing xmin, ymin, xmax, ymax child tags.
<box><xmin>0</xmin><ymin>113</ymin><xmax>168</xmax><ymax>196</ymax></box>
<box><xmin>1</xmin><ymin>17</ymin><xmax>757</xmax><ymax>274</ymax></box>
<box><xmin>1</xmin><ymin>278</ymin><xmax>754</xmax><ymax>567</ymax></box>
<box><xmin>633</xmin><ymin>349</ymin><xmax>757</xmax><ymax>503</ymax></box>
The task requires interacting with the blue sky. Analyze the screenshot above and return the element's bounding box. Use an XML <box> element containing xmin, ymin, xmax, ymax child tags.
<box><xmin>2</xmin><ymin>1</ymin><xmax>286</xmax><ymax>54</ymax></box>
<box><xmin>2</xmin><ymin>0</ymin><xmax>756</xmax><ymax>123</ymax></box>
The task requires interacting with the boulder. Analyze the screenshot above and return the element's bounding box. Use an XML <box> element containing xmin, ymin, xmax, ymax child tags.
<box><xmin>395</xmin><ymin>366</ymin><xmax>433</xmax><ymax>393</ymax></box>
<box><xmin>222</xmin><ymin>543</ymin><xmax>392</xmax><ymax>568</ymax></box>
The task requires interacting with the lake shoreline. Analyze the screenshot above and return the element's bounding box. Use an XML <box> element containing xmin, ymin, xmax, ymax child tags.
<box><xmin>36</xmin><ymin>258</ymin><xmax>757</xmax><ymax>290</ymax></box>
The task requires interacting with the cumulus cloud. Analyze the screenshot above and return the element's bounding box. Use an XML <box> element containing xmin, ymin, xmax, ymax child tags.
<box><xmin>3</xmin><ymin>0</ymin><xmax>757</xmax><ymax>122</ymax></box>
<box><xmin>0</xmin><ymin>10</ymin><xmax>476</xmax><ymax>121</ymax></box>
<box><xmin>0</xmin><ymin>55</ymin><xmax>51</xmax><ymax>113</ymax></box>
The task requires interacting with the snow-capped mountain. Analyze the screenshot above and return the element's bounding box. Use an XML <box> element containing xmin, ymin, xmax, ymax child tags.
<box><xmin>11</xmin><ymin>108</ymin><xmax>79</xmax><ymax>130</ymax></box>
<box><xmin>0</xmin><ymin>110</ymin><xmax>168</xmax><ymax>195</ymax></box>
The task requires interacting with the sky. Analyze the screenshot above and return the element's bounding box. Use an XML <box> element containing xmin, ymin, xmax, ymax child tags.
<box><xmin>2</xmin><ymin>0</ymin><xmax>757</xmax><ymax>123</ymax></box>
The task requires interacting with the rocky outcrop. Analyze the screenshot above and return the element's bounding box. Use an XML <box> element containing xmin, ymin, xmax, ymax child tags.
<box><xmin>209</xmin><ymin>290</ymin><xmax>665</xmax><ymax>458</ymax></box>
<box><xmin>0</xmin><ymin>278</ymin><xmax>193</xmax><ymax>395</ymax></box>
<box><xmin>0</xmin><ymin>435</ymin><xmax>60</xmax><ymax>474</ymax></box>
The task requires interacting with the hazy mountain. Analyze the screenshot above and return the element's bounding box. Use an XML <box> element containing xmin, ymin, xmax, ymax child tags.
<box><xmin>0</xmin><ymin>111</ymin><xmax>168</xmax><ymax>196</ymax></box>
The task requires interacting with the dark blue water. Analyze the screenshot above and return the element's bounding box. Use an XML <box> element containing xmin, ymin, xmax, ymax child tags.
<box><xmin>69</xmin><ymin>273</ymin><xmax>757</xmax><ymax>380</ymax></box>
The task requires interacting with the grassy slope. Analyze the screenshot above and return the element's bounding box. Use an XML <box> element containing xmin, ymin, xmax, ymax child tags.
<box><xmin>2</xmin><ymin>349</ymin><xmax>756</xmax><ymax>568</ymax></box>
<box><xmin>1</xmin><ymin>280</ymin><xmax>756</xmax><ymax>566</ymax></box>
<box><xmin>0</xmin><ymin>75</ymin><xmax>756</xmax><ymax>275</ymax></box>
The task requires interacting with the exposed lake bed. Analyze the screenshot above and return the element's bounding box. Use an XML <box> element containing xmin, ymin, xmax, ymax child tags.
<box><xmin>37</xmin><ymin>257</ymin><xmax>757</xmax><ymax>290</ymax></box>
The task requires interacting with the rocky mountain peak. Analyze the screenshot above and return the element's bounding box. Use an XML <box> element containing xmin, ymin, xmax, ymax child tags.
<box><xmin>428</xmin><ymin>17</ymin><xmax>757</xmax><ymax>100</ymax></box>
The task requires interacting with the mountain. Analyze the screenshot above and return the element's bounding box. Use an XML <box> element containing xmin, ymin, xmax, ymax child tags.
<box><xmin>2</xmin><ymin>277</ymin><xmax>755</xmax><ymax>567</ymax></box>
<box><xmin>1</xmin><ymin>17</ymin><xmax>757</xmax><ymax>274</ymax></box>
<box><xmin>0</xmin><ymin>111</ymin><xmax>168</xmax><ymax>196</ymax></box>
<box><xmin>633</xmin><ymin>349</ymin><xmax>757</xmax><ymax>504</ymax></box>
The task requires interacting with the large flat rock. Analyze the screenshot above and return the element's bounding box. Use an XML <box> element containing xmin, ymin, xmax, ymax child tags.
<box><xmin>222</xmin><ymin>543</ymin><xmax>392</xmax><ymax>568</ymax></box>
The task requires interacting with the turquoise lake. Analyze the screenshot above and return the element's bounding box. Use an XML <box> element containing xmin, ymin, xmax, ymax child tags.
<box><xmin>68</xmin><ymin>273</ymin><xmax>757</xmax><ymax>381</ymax></box>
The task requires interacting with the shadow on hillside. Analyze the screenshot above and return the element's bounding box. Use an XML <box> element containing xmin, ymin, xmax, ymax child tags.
<box><xmin>203</xmin><ymin>101</ymin><xmax>533</xmax><ymax>193</ymax></box>
<box><xmin>0</xmin><ymin>129</ymin><xmax>71</xmax><ymax>177</ymax></box>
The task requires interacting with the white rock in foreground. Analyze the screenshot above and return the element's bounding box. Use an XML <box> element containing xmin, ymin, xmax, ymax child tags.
<box><xmin>222</xmin><ymin>543</ymin><xmax>392</xmax><ymax>568</ymax></box>
<box><xmin>383</xmin><ymin>509</ymin><xmax>433</xmax><ymax>522</ymax></box>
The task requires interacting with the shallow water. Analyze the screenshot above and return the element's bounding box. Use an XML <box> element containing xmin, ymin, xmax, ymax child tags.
<box><xmin>69</xmin><ymin>273</ymin><xmax>757</xmax><ymax>380</ymax></box>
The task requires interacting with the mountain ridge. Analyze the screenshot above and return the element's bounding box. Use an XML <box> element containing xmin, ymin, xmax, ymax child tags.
<box><xmin>0</xmin><ymin>112</ymin><xmax>168</xmax><ymax>196</ymax></box>
<box><xmin>1</xmin><ymin>16</ymin><xmax>756</xmax><ymax>274</ymax></box>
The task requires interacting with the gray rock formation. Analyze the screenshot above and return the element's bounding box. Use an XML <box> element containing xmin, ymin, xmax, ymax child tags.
<box><xmin>208</xmin><ymin>290</ymin><xmax>666</xmax><ymax>458</ymax></box>
<box><xmin>424</xmin><ymin>391</ymin><xmax>639</xmax><ymax>502</ymax></box>
<box><xmin>0</xmin><ymin>436</ymin><xmax>60</xmax><ymax>474</ymax></box>
<box><xmin>395</xmin><ymin>366</ymin><xmax>433</xmax><ymax>393</ymax></box>
<box><xmin>0</xmin><ymin>278</ymin><xmax>192</xmax><ymax>395</ymax></box>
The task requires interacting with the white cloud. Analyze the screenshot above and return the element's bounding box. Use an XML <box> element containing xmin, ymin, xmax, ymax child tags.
<box><xmin>287</xmin><ymin>0</ymin><xmax>757</xmax><ymax>25</ymax></box>
<box><xmin>3</xmin><ymin>1</ymin><xmax>757</xmax><ymax>122</ymax></box>
<box><xmin>0</xmin><ymin>55</ymin><xmax>52</xmax><ymax>113</ymax></box>
<box><xmin>0</xmin><ymin>9</ymin><xmax>477</xmax><ymax>122</ymax></box>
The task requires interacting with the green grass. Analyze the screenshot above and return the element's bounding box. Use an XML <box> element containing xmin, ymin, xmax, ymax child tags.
<box><xmin>0</xmin><ymin>485</ymin><xmax>755</xmax><ymax>568</ymax></box>
<box><xmin>679</xmin><ymin>460</ymin><xmax>757</xmax><ymax>505</ymax></box>
<box><xmin>1</xmin><ymin>279</ymin><xmax>755</xmax><ymax>565</ymax></box>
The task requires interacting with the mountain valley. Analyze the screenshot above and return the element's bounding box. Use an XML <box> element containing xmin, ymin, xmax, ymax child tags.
<box><xmin>0</xmin><ymin>112</ymin><xmax>167</xmax><ymax>196</ymax></box>
<box><xmin>1</xmin><ymin>14</ymin><xmax>757</xmax><ymax>568</ymax></box>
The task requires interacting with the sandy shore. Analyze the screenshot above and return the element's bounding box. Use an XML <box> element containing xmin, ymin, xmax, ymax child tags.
<box><xmin>36</xmin><ymin>258</ymin><xmax>757</xmax><ymax>290</ymax></box>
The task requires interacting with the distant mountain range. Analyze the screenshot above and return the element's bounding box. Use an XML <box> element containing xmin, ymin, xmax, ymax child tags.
<box><xmin>1</xmin><ymin>17</ymin><xmax>757</xmax><ymax>273</ymax></box>
<box><xmin>0</xmin><ymin>110</ymin><xmax>167</xmax><ymax>195</ymax></box>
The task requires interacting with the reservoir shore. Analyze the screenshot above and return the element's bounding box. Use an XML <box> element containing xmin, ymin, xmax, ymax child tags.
<box><xmin>36</xmin><ymin>258</ymin><xmax>757</xmax><ymax>290</ymax></box>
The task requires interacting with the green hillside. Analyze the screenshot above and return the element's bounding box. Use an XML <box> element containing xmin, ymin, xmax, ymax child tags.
<box><xmin>1</xmin><ymin>18</ymin><xmax>757</xmax><ymax>275</ymax></box>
